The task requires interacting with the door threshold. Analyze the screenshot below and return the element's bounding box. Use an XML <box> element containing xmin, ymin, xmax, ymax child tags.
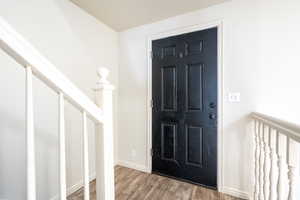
<box><xmin>152</xmin><ymin>171</ymin><xmax>217</xmax><ymax>191</ymax></box>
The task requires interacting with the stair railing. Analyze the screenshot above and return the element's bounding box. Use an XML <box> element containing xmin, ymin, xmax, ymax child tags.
<box><xmin>251</xmin><ymin>112</ymin><xmax>300</xmax><ymax>200</ymax></box>
<box><xmin>0</xmin><ymin>17</ymin><xmax>114</xmax><ymax>200</ymax></box>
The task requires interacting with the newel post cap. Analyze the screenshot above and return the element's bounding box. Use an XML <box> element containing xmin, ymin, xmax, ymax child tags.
<box><xmin>95</xmin><ymin>67</ymin><xmax>114</xmax><ymax>90</ymax></box>
<box><xmin>97</xmin><ymin>67</ymin><xmax>110</xmax><ymax>84</ymax></box>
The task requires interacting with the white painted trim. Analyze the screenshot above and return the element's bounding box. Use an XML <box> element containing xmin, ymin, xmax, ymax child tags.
<box><xmin>221</xmin><ymin>187</ymin><xmax>250</xmax><ymax>200</ymax></box>
<box><xmin>146</xmin><ymin>20</ymin><xmax>225</xmax><ymax>190</ymax></box>
<box><xmin>82</xmin><ymin>112</ymin><xmax>90</xmax><ymax>200</ymax></box>
<box><xmin>58</xmin><ymin>93</ymin><xmax>67</xmax><ymax>200</ymax></box>
<box><xmin>117</xmin><ymin>160</ymin><xmax>149</xmax><ymax>173</ymax></box>
<box><xmin>26</xmin><ymin>66</ymin><xmax>37</xmax><ymax>200</ymax></box>
<box><xmin>50</xmin><ymin>172</ymin><xmax>96</xmax><ymax>200</ymax></box>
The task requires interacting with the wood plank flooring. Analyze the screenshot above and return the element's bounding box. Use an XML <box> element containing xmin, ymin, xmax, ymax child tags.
<box><xmin>67</xmin><ymin>166</ymin><xmax>243</xmax><ymax>200</ymax></box>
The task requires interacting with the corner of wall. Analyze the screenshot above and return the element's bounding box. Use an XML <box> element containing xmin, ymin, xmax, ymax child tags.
<box><xmin>116</xmin><ymin>160</ymin><xmax>149</xmax><ymax>173</ymax></box>
<box><xmin>220</xmin><ymin>186</ymin><xmax>250</xmax><ymax>200</ymax></box>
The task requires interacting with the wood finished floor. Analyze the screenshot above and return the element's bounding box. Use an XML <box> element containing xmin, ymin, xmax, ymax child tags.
<box><xmin>67</xmin><ymin>166</ymin><xmax>243</xmax><ymax>200</ymax></box>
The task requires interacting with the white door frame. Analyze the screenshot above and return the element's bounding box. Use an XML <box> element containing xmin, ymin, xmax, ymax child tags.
<box><xmin>146</xmin><ymin>20</ymin><xmax>224</xmax><ymax>191</ymax></box>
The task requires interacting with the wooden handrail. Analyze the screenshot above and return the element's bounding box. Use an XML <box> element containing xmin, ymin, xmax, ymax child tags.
<box><xmin>0</xmin><ymin>17</ymin><xmax>103</xmax><ymax>123</ymax></box>
<box><xmin>251</xmin><ymin>112</ymin><xmax>300</xmax><ymax>143</ymax></box>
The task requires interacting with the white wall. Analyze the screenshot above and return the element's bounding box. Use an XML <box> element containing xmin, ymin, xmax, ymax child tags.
<box><xmin>256</xmin><ymin>0</ymin><xmax>300</xmax><ymax>125</ymax></box>
<box><xmin>0</xmin><ymin>0</ymin><xmax>118</xmax><ymax>199</ymax></box>
<box><xmin>118</xmin><ymin>0</ymin><xmax>300</xmax><ymax>197</ymax></box>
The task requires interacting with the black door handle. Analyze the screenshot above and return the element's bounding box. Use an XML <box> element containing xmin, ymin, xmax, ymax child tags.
<box><xmin>209</xmin><ymin>102</ymin><xmax>216</xmax><ymax>108</ymax></box>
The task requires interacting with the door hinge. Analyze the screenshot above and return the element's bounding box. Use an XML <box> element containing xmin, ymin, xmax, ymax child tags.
<box><xmin>150</xmin><ymin>51</ymin><xmax>153</xmax><ymax>59</ymax></box>
<box><xmin>150</xmin><ymin>99</ymin><xmax>153</xmax><ymax>108</ymax></box>
<box><xmin>151</xmin><ymin>148</ymin><xmax>154</xmax><ymax>156</ymax></box>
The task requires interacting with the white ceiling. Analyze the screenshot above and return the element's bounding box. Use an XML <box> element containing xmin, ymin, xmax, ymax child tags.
<box><xmin>71</xmin><ymin>0</ymin><xmax>228</xmax><ymax>31</ymax></box>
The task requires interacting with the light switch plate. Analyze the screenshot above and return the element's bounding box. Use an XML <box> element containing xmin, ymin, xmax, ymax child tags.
<box><xmin>228</xmin><ymin>93</ymin><xmax>240</xmax><ymax>102</ymax></box>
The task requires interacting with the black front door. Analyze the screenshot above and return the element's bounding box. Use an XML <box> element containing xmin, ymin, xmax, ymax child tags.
<box><xmin>152</xmin><ymin>27</ymin><xmax>218</xmax><ymax>188</ymax></box>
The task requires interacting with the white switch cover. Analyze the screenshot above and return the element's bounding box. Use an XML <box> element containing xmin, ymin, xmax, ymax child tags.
<box><xmin>228</xmin><ymin>93</ymin><xmax>240</xmax><ymax>102</ymax></box>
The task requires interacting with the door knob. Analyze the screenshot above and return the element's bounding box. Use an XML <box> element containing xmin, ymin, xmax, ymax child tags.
<box><xmin>209</xmin><ymin>113</ymin><xmax>216</xmax><ymax>120</ymax></box>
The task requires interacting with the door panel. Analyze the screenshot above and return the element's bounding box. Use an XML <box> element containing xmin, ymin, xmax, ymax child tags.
<box><xmin>161</xmin><ymin>66</ymin><xmax>177</xmax><ymax>111</ymax></box>
<box><xmin>161</xmin><ymin>122</ymin><xmax>177</xmax><ymax>161</ymax></box>
<box><xmin>185</xmin><ymin>63</ymin><xmax>203</xmax><ymax>111</ymax></box>
<box><xmin>152</xmin><ymin>27</ymin><xmax>218</xmax><ymax>188</ymax></box>
<box><xmin>185</xmin><ymin>125</ymin><xmax>203</xmax><ymax>167</ymax></box>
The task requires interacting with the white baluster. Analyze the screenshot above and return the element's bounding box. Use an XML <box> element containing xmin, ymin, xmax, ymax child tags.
<box><xmin>287</xmin><ymin>166</ymin><xmax>296</xmax><ymax>200</ymax></box>
<box><xmin>95</xmin><ymin>67</ymin><xmax>115</xmax><ymax>200</ymax></box>
<box><xmin>82</xmin><ymin>112</ymin><xmax>90</xmax><ymax>200</ymax></box>
<box><xmin>264</xmin><ymin>125</ymin><xmax>271</xmax><ymax>200</ymax></box>
<box><xmin>276</xmin><ymin>132</ymin><xmax>284</xmax><ymax>200</ymax></box>
<box><xmin>259</xmin><ymin>123</ymin><xmax>265</xmax><ymax>200</ymax></box>
<box><xmin>257</xmin><ymin>122</ymin><xmax>262</xmax><ymax>200</ymax></box>
<box><xmin>253</xmin><ymin>120</ymin><xmax>259</xmax><ymax>199</ymax></box>
<box><xmin>59</xmin><ymin>93</ymin><xmax>67</xmax><ymax>200</ymax></box>
<box><xmin>287</xmin><ymin>138</ymin><xmax>298</xmax><ymax>200</ymax></box>
<box><xmin>254</xmin><ymin>120</ymin><xmax>260</xmax><ymax>200</ymax></box>
<box><xmin>26</xmin><ymin>66</ymin><xmax>36</xmax><ymax>200</ymax></box>
<box><xmin>269</xmin><ymin>128</ymin><xmax>276</xmax><ymax>200</ymax></box>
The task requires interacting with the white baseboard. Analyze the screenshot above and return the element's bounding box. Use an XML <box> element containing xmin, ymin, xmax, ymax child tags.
<box><xmin>50</xmin><ymin>172</ymin><xmax>96</xmax><ymax>200</ymax></box>
<box><xmin>117</xmin><ymin>160</ymin><xmax>149</xmax><ymax>173</ymax></box>
<box><xmin>220</xmin><ymin>186</ymin><xmax>250</xmax><ymax>200</ymax></box>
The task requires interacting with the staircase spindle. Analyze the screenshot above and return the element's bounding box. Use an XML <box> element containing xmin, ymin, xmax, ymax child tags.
<box><xmin>264</xmin><ymin>125</ymin><xmax>271</xmax><ymax>200</ymax></box>
<box><xmin>259</xmin><ymin>123</ymin><xmax>265</xmax><ymax>200</ymax></box>
<box><xmin>82</xmin><ymin>112</ymin><xmax>90</xmax><ymax>200</ymax></box>
<box><xmin>269</xmin><ymin>128</ymin><xmax>276</xmax><ymax>200</ymax></box>
<box><xmin>26</xmin><ymin>66</ymin><xmax>36</xmax><ymax>200</ymax></box>
<box><xmin>257</xmin><ymin>122</ymin><xmax>262</xmax><ymax>200</ymax></box>
<box><xmin>287</xmin><ymin>165</ymin><xmax>296</xmax><ymax>200</ymax></box>
<box><xmin>254</xmin><ymin>120</ymin><xmax>259</xmax><ymax>200</ymax></box>
<box><xmin>59</xmin><ymin>93</ymin><xmax>67</xmax><ymax>200</ymax></box>
<box><xmin>276</xmin><ymin>132</ymin><xmax>284</xmax><ymax>200</ymax></box>
<box><xmin>287</xmin><ymin>138</ymin><xmax>297</xmax><ymax>200</ymax></box>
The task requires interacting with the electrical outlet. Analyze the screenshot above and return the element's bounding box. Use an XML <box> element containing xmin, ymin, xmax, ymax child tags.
<box><xmin>131</xmin><ymin>149</ymin><xmax>136</xmax><ymax>158</ymax></box>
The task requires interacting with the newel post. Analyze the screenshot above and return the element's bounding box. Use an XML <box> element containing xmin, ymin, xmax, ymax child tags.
<box><xmin>95</xmin><ymin>67</ymin><xmax>115</xmax><ymax>200</ymax></box>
